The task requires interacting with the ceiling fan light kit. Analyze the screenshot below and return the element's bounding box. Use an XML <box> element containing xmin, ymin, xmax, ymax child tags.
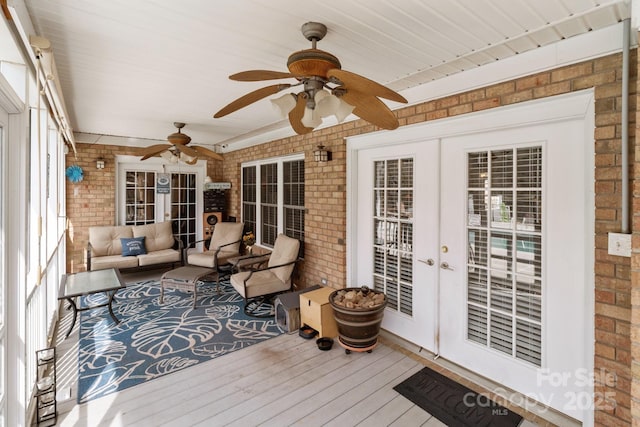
<box><xmin>271</xmin><ymin>93</ymin><xmax>297</xmax><ymax>118</ymax></box>
<box><xmin>160</xmin><ymin>150</ymin><xmax>179</xmax><ymax>163</ymax></box>
<box><xmin>214</xmin><ymin>22</ymin><xmax>407</xmax><ymax>134</ymax></box>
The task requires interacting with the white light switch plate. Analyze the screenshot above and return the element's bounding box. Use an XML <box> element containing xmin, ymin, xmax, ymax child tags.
<box><xmin>608</xmin><ymin>232</ymin><xmax>631</xmax><ymax>257</ymax></box>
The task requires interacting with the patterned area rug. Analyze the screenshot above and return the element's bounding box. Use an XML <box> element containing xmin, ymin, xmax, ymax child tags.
<box><xmin>77</xmin><ymin>278</ymin><xmax>281</xmax><ymax>403</ymax></box>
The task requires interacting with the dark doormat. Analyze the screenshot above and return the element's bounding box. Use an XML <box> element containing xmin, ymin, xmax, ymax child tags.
<box><xmin>393</xmin><ymin>367</ymin><xmax>523</xmax><ymax>427</ymax></box>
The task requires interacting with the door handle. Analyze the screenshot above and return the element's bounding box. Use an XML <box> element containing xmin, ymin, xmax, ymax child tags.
<box><xmin>440</xmin><ymin>262</ymin><xmax>454</xmax><ymax>271</ymax></box>
<box><xmin>418</xmin><ymin>258</ymin><xmax>434</xmax><ymax>266</ymax></box>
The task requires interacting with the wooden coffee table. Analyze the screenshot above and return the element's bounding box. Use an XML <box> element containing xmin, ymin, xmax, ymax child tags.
<box><xmin>160</xmin><ymin>266</ymin><xmax>218</xmax><ymax>308</ymax></box>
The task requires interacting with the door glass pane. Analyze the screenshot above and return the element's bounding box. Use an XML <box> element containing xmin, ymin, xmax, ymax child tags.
<box><xmin>466</xmin><ymin>146</ymin><xmax>543</xmax><ymax>366</ymax></box>
<box><xmin>170</xmin><ymin>172</ymin><xmax>197</xmax><ymax>248</ymax></box>
<box><xmin>125</xmin><ymin>171</ymin><xmax>156</xmax><ymax>225</ymax></box>
<box><xmin>372</xmin><ymin>158</ymin><xmax>413</xmax><ymax>316</ymax></box>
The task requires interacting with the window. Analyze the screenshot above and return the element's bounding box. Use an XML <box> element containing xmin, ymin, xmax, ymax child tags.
<box><xmin>372</xmin><ymin>158</ymin><xmax>413</xmax><ymax>316</ymax></box>
<box><xmin>125</xmin><ymin>171</ymin><xmax>156</xmax><ymax>225</ymax></box>
<box><xmin>242</xmin><ymin>155</ymin><xmax>304</xmax><ymax>255</ymax></box>
<box><xmin>466</xmin><ymin>146</ymin><xmax>543</xmax><ymax>366</ymax></box>
<box><xmin>283</xmin><ymin>160</ymin><xmax>305</xmax><ymax>245</ymax></box>
<box><xmin>261</xmin><ymin>163</ymin><xmax>278</xmax><ymax>245</ymax></box>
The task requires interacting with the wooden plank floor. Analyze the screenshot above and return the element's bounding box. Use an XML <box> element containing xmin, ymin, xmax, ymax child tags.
<box><xmin>50</xmin><ymin>272</ymin><xmax>537</xmax><ymax>427</ymax></box>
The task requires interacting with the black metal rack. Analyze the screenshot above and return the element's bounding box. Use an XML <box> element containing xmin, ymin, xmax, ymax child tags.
<box><xmin>35</xmin><ymin>347</ymin><xmax>57</xmax><ymax>425</ymax></box>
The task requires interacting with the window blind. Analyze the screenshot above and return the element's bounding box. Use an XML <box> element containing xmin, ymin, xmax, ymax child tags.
<box><xmin>466</xmin><ymin>146</ymin><xmax>543</xmax><ymax>367</ymax></box>
<box><xmin>372</xmin><ymin>158</ymin><xmax>414</xmax><ymax>316</ymax></box>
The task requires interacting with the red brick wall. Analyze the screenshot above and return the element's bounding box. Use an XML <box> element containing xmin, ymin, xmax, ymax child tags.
<box><xmin>66</xmin><ymin>51</ymin><xmax>634</xmax><ymax>426</ymax></box>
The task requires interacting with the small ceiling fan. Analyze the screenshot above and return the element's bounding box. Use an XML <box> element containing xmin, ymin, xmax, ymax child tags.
<box><xmin>140</xmin><ymin>122</ymin><xmax>223</xmax><ymax>164</ymax></box>
<box><xmin>213</xmin><ymin>22</ymin><xmax>408</xmax><ymax>134</ymax></box>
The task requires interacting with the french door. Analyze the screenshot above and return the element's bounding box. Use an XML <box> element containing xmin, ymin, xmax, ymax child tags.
<box><xmin>356</xmin><ymin>140</ymin><xmax>439</xmax><ymax>351</ymax></box>
<box><xmin>438</xmin><ymin>120</ymin><xmax>590</xmax><ymax>421</ymax></box>
<box><xmin>351</xmin><ymin>92</ymin><xmax>594</xmax><ymax>423</ymax></box>
<box><xmin>118</xmin><ymin>157</ymin><xmax>205</xmax><ymax>248</ymax></box>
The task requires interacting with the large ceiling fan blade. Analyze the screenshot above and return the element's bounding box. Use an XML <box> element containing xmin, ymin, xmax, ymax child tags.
<box><xmin>288</xmin><ymin>95</ymin><xmax>313</xmax><ymax>135</ymax></box>
<box><xmin>193</xmin><ymin>146</ymin><xmax>223</xmax><ymax>161</ymax></box>
<box><xmin>175</xmin><ymin>144</ymin><xmax>198</xmax><ymax>158</ymax></box>
<box><xmin>229</xmin><ymin>70</ymin><xmax>295</xmax><ymax>81</ymax></box>
<box><xmin>341</xmin><ymin>90</ymin><xmax>400</xmax><ymax>130</ymax></box>
<box><xmin>328</xmin><ymin>69</ymin><xmax>407</xmax><ymax>104</ymax></box>
<box><xmin>214</xmin><ymin>83</ymin><xmax>291</xmax><ymax>118</ymax></box>
<box><xmin>140</xmin><ymin>144</ymin><xmax>170</xmax><ymax>160</ymax></box>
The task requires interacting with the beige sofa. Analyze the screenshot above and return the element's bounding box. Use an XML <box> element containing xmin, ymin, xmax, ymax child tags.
<box><xmin>86</xmin><ymin>221</ymin><xmax>183</xmax><ymax>271</ymax></box>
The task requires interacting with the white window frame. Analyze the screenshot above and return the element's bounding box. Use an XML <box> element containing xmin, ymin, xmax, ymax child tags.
<box><xmin>241</xmin><ymin>153</ymin><xmax>304</xmax><ymax>247</ymax></box>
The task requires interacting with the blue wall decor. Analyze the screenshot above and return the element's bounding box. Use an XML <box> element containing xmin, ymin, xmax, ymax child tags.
<box><xmin>65</xmin><ymin>165</ymin><xmax>84</xmax><ymax>183</ymax></box>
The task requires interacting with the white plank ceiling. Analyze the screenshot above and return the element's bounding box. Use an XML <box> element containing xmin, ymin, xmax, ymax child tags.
<box><xmin>19</xmin><ymin>0</ymin><xmax>630</xmax><ymax>150</ymax></box>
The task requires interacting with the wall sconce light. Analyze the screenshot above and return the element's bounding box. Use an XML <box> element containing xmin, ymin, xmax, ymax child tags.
<box><xmin>96</xmin><ymin>158</ymin><xmax>105</xmax><ymax>169</ymax></box>
<box><xmin>313</xmin><ymin>145</ymin><xmax>331</xmax><ymax>163</ymax></box>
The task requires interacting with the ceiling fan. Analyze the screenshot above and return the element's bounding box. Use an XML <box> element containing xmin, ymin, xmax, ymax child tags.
<box><xmin>140</xmin><ymin>122</ymin><xmax>223</xmax><ymax>164</ymax></box>
<box><xmin>213</xmin><ymin>22</ymin><xmax>408</xmax><ymax>134</ymax></box>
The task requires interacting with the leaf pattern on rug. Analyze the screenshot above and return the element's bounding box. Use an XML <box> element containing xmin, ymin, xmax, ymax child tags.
<box><xmin>227</xmin><ymin>319</ymin><xmax>282</xmax><ymax>340</ymax></box>
<box><xmin>79</xmin><ymin>339</ymin><xmax>127</xmax><ymax>372</ymax></box>
<box><xmin>191</xmin><ymin>340</ymin><xmax>253</xmax><ymax>357</ymax></box>
<box><xmin>144</xmin><ymin>356</ymin><xmax>200</xmax><ymax>379</ymax></box>
<box><xmin>77</xmin><ymin>279</ymin><xmax>282</xmax><ymax>403</ymax></box>
<box><xmin>131</xmin><ymin>310</ymin><xmax>223</xmax><ymax>358</ymax></box>
<box><xmin>205</xmin><ymin>304</ymin><xmax>240</xmax><ymax>319</ymax></box>
<box><xmin>80</xmin><ymin>360</ymin><xmax>147</xmax><ymax>403</ymax></box>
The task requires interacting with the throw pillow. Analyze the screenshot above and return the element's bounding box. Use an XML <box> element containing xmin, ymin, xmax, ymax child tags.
<box><xmin>121</xmin><ymin>236</ymin><xmax>147</xmax><ymax>256</ymax></box>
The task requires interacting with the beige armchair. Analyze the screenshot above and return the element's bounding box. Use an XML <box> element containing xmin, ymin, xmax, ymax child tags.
<box><xmin>230</xmin><ymin>233</ymin><xmax>300</xmax><ymax>317</ymax></box>
<box><xmin>186</xmin><ymin>222</ymin><xmax>244</xmax><ymax>272</ymax></box>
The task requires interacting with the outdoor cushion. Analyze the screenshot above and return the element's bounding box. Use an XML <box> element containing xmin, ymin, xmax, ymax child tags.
<box><xmin>89</xmin><ymin>225</ymin><xmax>133</xmax><ymax>256</ymax></box>
<box><xmin>188</xmin><ymin>222</ymin><xmax>244</xmax><ymax>268</ymax></box>
<box><xmin>137</xmin><ymin>249</ymin><xmax>181</xmax><ymax>267</ymax></box>
<box><xmin>132</xmin><ymin>221</ymin><xmax>174</xmax><ymax>252</ymax></box>
<box><xmin>90</xmin><ymin>254</ymin><xmax>139</xmax><ymax>271</ymax></box>
<box><xmin>208</xmin><ymin>222</ymin><xmax>244</xmax><ymax>253</ymax></box>
<box><xmin>268</xmin><ymin>234</ymin><xmax>300</xmax><ymax>283</ymax></box>
<box><xmin>230</xmin><ymin>269</ymin><xmax>286</xmax><ymax>298</ymax></box>
<box><xmin>187</xmin><ymin>249</ymin><xmax>240</xmax><ymax>268</ymax></box>
<box><xmin>121</xmin><ymin>237</ymin><xmax>146</xmax><ymax>256</ymax></box>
